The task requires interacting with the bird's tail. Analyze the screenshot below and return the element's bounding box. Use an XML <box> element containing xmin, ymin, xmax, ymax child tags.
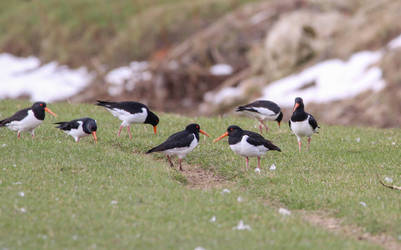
<box><xmin>236</xmin><ymin>106</ymin><xmax>256</xmax><ymax>113</ymax></box>
<box><xmin>146</xmin><ymin>146</ymin><xmax>158</xmax><ymax>154</ymax></box>
<box><xmin>0</xmin><ymin>119</ymin><xmax>8</xmax><ymax>127</ymax></box>
<box><xmin>54</xmin><ymin>122</ymin><xmax>68</xmax><ymax>129</ymax></box>
<box><xmin>96</xmin><ymin>100</ymin><xmax>114</xmax><ymax>108</ymax></box>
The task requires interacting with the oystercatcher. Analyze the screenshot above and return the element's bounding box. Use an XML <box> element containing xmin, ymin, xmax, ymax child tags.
<box><xmin>96</xmin><ymin>100</ymin><xmax>159</xmax><ymax>139</ymax></box>
<box><xmin>146</xmin><ymin>123</ymin><xmax>209</xmax><ymax>171</ymax></box>
<box><xmin>55</xmin><ymin>117</ymin><xmax>97</xmax><ymax>143</ymax></box>
<box><xmin>0</xmin><ymin>102</ymin><xmax>57</xmax><ymax>138</ymax></box>
<box><xmin>236</xmin><ymin>100</ymin><xmax>283</xmax><ymax>133</ymax></box>
<box><xmin>214</xmin><ymin>125</ymin><xmax>281</xmax><ymax>170</ymax></box>
<box><xmin>289</xmin><ymin>97</ymin><xmax>319</xmax><ymax>152</ymax></box>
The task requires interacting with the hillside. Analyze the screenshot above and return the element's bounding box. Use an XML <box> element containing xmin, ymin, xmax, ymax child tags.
<box><xmin>0</xmin><ymin>101</ymin><xmax>400</xmax><ymax>249</ymax></box>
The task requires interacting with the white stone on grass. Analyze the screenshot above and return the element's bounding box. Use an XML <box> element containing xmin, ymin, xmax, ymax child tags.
<box><xmin>254</xmin><ymin>168</ymin><xmax>261</xmax><ymax>174</ymax></box>
<box><xmin>18</xmin><ymin>192</ymin><xmax>25</xmax><ymax>197</ymax></box>
<box><xmin>237</xmin><ymin>196</ymin><xmax>243</xmax><ymax>203</ymax></box>
<box><xmin>359</xmin><ymin>201</ymin><xmax>367</xmax><ymax>207</ymax></box>
<box><xmin>269</xmin><ymin>164</ymin><xmax>276</xmax><ymax>171</ymax></box>
<box><xmin>111</xmin><ymin>200</ymin><xmax>118</xmax><ymax>205</ymax></box>
<box><xmin>232</xmin><ymin>220</ymin><xmax>251</xmax><ymax>231</ymax></box>
<box><xmin>221</xmin><ymin>189</ymin><xmax>231</xmax><ymax>194</ymax></box>
<box><xmin>384</xmin><ymin>177</ymin><xmax>393</xmax><ymax>183</ymax></box>
<box><xmin>209</xmin><ymin>216</ymin><xmax>216</xmax><ymax>223</ymax></box>
<box><xmin>278</xmin><ymin>208</ymin><xmax>291</xmax><ymax>216</ymax></box>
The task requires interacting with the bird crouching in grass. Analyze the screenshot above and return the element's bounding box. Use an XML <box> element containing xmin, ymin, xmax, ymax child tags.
<box><xmin>289</xmin><ymin>97</ymin><xmax>319</xmax><ymax>152</ymax></box>
<box><xmin>55</xmin><ymin>117</ymin><xmax>97</xmax><ymax>143</ymax></box>
<box><xmin>236</xmin><ymin>100</ymin><xmax>283</xmax><ymax>134</ymax></box>
<box><xmin>0</xmin><ymin>102</ymin><xmax>57</xmax><ymax>138</ymax></box>
<box><xmin>146</xmin><ymin>123</ymin><xmax>209</xmax><ymax>171</ymax></box>
<box><xmin>214</xmin><ymin>125</ymin><xmax>281</xmax><ymax>171</ymax></box>
<box><xmin>96</xmin><ymin>100</ymin><xmax>159</xmax><ymax>139</ymax></box>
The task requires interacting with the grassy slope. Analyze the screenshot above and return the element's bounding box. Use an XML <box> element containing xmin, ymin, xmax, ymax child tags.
<box><xmin>0</xmin><ymin>100</ymin><xmax>400</xmax><ymax>249</ymax></box>
<box><xmin>0</xmin><ymin>0</ymin><xmax>261</xmax><ymax>68</ymax></box>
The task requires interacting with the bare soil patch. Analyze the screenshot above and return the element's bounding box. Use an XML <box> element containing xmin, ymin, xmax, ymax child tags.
<box><xmin>180</xmin><ymin>164</ymin><xmax>228</xmax><ymax>189</ymax></box>
<box><xmin>301</xmin><ymin>211</ymin><xmax>401</xmax><ymax>250</ymax></box>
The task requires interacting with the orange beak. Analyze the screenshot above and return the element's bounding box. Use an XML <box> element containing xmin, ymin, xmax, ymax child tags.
<box><xmin>293</xmin><ymin>103</ymin><xmax>300</xmax><ymax>112</ymax></box>
<box><xmin>45</xmin><ymin>107</ymin><xmax>57</xmax><ymax>117</ymax></box>
<box><xmin>278</xmin><ymin>121</ymin><xmax>281</xmax><ymax>127</ymax></box>
<box><xmin>213</xmin><ymin>131</ymin><xmax>228</xmax><ymax>142</ymax></box>
<box><xmin>92</xmin><ymin>131</ymin><xmax>97</xmax><ymax>143</ymax></box>
<box><xmin>199</xmin><ymin>129</ymin><xmax>209</xmax><ymax>137</ymax></box>
<box><xmin>153</xmin><ymin>126</ymin><xmax>157</xmax><ymax>135</ymax></box>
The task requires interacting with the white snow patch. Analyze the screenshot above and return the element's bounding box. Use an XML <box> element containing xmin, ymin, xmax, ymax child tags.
<box><xmin>278</xmin><ymin>208</ymin><xmax>291</xmax><ymax>216</ymax></box>
<box><xmin>356</xmin><ymin>137</ymin><xmax>361</xmax><ymax>143</ymax></box>
<box><xmin>111</xmin><ymin>200</ymin><xmax>118</xmax><ymax>205</ymax></box>
<box><xmin>262</xmin><ymin>50</ymin><xmax>385</xmax><ymax>107</ymax></box>
<box><xmin>204</xmin><ymin>87</ymin><xmax>242</xmax><ymax>105</ymax></box>
<box><xmin>269</xmin><ymin>164</ymin><xmax>276</xmax><ymax>171</ymax></box>
<box><xmin>1</xmin><ymin>144</ymin><xmax>6</xmax><ymax>147</ymax></box>
<box><xmin>19</xmin><ymin>207</ymin><xmax>27</xmax><ymax>213</ymax></box>
<box><xmin>13</xmin><ymin>182</ymin><xmax>22</xmax><ymax>185</ymax></box>
<box><xmin>209</xmin><ymin>64</ymin><xmax>233</xmax><ymax>76</ymax></box>
<box><xmin>209</xmin><ymin>216</ymin><xmax>216</xmax><ymax>223</ymax></box>
<box><xmin>18</xmin><ymin>192</ymin><xmax>25</xmax><ymax>197</ymax></box>
<box><xmin>221</xmin><ymin>188</ymin><xmax>231</xmax><ymax>194</ymax></box>
<box><xmin>388</xmin><ymin>33</ymin><xmax>401</xmax><ymax>49</ymax></box>
<box><xmin>384</xmin><ymin>177</ymin><xmax>393</xmax><ymax>183</ymax></box>
<box><xmin>0</xmin><ymin>53</ymin><xmax>94</xmax><ymax>102</ymax></box>
<box><xmin>359</xmin><ymin>201</ymin><xmax>367</xmax><ymax>207</ymax></box>
<box><xmin>105</xmin><ymin>61</ymin><xmax>151</xmax><ymax>96</ymax></box>
<box><xmin>232</xmin><ymin>220</ymin><xmax>251</xmax><ymax>231</ymax></box>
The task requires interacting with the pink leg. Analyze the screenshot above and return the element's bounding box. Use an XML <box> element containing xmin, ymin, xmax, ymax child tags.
<box><xmin>259</xmin><ymin>122</ymin><xmax>263</xmax><ymax>134</ymax></box>
<box><xmin>245</xmin><ymin>157</ymin><xmax>249</xmax><ymax>170</ymax></box>
<box><xmin>117</xmin><ymin>125</ymin><xmax>123</xmax><ymax>137</ymax></box>
<box><xmin>31</xmin><ymin>131</ymin><xmax>35</xmax><ymax>138</ymax></box>
<box><xmin>127</xmin><ymin>126</ymin><xmax>133</xmax><ymax>139</ymax></box>
<box><xmin>166</xmin><ymin>155</ymin><xmax>174</xmax><ymax>167</ymax></box>
<box><xmin>298</xmin><ymin>140</ymin><xmax>302</xmax><ymax>152</ymax></box>
<box><xmin>17</xmin><ymin>131</ymin><xmax>21</xmax><ymax>139</ymax></box>
<box><xmin>257</xmin><ymin>157</ymin><xmax>261</xmax><ymax>169</ymax></box>
<box><xmin>261</xmin><ymin>121</ymin><xmax>268</xmax><ymax>133</ymax></box>
<box><xmin>307</xmin><ymin>137</ymin><xmax>311</xmax><ymax>150</ymax></box>
<box><xmin>76</xmin><ymin>138</ymin><xmax>80</xmax><ymax>143</ymax></box>
<box><xmin>178</xmin><ymin>159</ymin><xmax>183</xmax><ymax>171</ymax></box>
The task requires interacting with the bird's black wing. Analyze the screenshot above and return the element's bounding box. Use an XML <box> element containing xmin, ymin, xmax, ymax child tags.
<box><xmin>236</xmin><ymin>100</ymin><xmax>280</xmax><ymax>114</ymax></box>
<box><xmin>308</xmin><ymin>113</ymin><xmax>319</xmax><ymax>130</ymax></box>
<box><xmin>0</xmin><ymin>108</ymin><xmax>29</xmax><ymax>126</ymax></box>
<box><xmin>55</xmin><ymin>119</ymin><xmax>80</xmax><ymax>131</ymax></box>
<box><xmin>146</xmin><ymin>131</ymin><xmax>195</xmax><ymax>153</ymax></box>
<box><xmin>97</xmin><ymin>100</ymin><xmax>146</xmax><ymax>114</ymax></box>
<box><xmin>288</xmin><ymin>120</ymin><xmax>292</xmax><ymax>131</ymax></box>
<box><xmin>244</xmin><ymin>130</ymin><xmax>281</xmax><ymax>151</ymax></box>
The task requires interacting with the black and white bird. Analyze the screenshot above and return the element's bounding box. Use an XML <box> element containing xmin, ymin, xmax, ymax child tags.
<box><xmin>96</xmin><ymin>100</ymin><xmax>159</xmax><ymax>139</ymax></box>
<box><xmin>0</xmin><ymin>102</ymin><xmax>57</xmax><ymax>138</ymax></box>
<box><xmin>55</xmin><ymin>117</ymin><xmax>97</xmax><ymax>143</ymax></box>
<box><xmin>214</xmin><ymin>125</ymin><xmax>281</xmax><ymax>170</ymax></box>
<box><xmin>289</xmin><ymin>97</ymin><xmax>319</xmax><ymax>152</ymax></box>
<box><xmin>146</xmin><ymin>123</ymin><xmax>209</xmax><ymax>171</ymax></box>
<box><xmin>236</xmin><ymin>100</ymin><xmax>283</xmax><ymax>133</ymax></box>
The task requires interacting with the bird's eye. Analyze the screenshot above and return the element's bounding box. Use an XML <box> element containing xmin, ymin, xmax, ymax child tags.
<box><xmin>196</xmin><ymin>125</ymin><xmax>199</xmax><ymax>129</ymax></box>
<box><xmin>40</xmin><ymin>104</ymin><xmax>43</xmax><ymax>106</ymax></box>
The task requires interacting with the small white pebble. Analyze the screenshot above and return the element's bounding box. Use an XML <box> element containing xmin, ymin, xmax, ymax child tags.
<box><xmin>269</xmin><ymin>164</ymin><xmax>276</xmax><ymax>171</ymax></box>
<box><xmin>111</xmin><ymin>200</ymin><xmax>118</xmax><ymax>205</ymax></box>
<box><xmin>194</xmin><ymin>247</ymin><xmax>206</xmax><ymax>250</ymax></box>
<box><xmin>13</xmin><ymin>182</ymin><xmax>22</xmax><ymax>185</ymax></box>
<box><xmin>232</xmin><ymin>220</ymin><xmax>251</xmax><ymax>231</ymax></box>
<box><xmin>13</xmin><ymin>164</ymin><xmax>16</xmax><ymax>168</ymax></box>
<box><xmin>209</xmin><ymin>216</ymin><xmax>216</xmax><ymax>223</ymax></box>
<box><xmin>356</xmin><ymin>137</ymin><xmax>360</xmax><ymax>142</ymax></box>
<box><xmin>237</xmin><ymin>196</ymin><xmax>243</xmax><ymax>202</ymax></box>
<box><xmin>359</xmin><ymin>201</ymin><xmax>367</xmax><ymax>207</ymax></box>
<box><xmin>278</xmin><ymin>208</ymin><xmax>291</xmax><ymax>216</ymax></box>
<box><xmin>221</xmin><ymin>188</ymin><xmax>231</xmax><ymax>194</ymax></box>
<box><xmin>392</xmin><ymin>142</ymin><xmax>396</xmax><ymax>145</ymax></box>
<box><xmin>384</xmin><ymin>177</ymin><xmax>393</xmax><ymax>183</ymax></box>
<box><xmin>254</xmin><ymin>168</ymin><xmax>261</xmax><ymax>173</ymax></box>
<box><xmin>72</xmin><ymin>235</ymin><xmax>78</xmax><ymax>240</ymax></box>
<box><xmin>20</xmin><ymin>208</ymin><xmax>26</xmax><ymax>213</ymax></box>
<box><xmin>18</xmin><ymin>192</ymin><xmax>25</xmax><ymax>197</ymax></box>
<box><xmin>1</xmin><ymin>144</ymin><xmax>6</xmax><ymax>147</ymax></box>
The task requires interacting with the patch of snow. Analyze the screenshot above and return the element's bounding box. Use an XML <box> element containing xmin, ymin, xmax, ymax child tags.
<box><xmin>111</xmin><ymin>200</ymin><xmax>118</xmax><ymax>205</ymax></box>
<box><xmin>269</xmin><ymin>164</ymin><xmax>276</xmax><ymax>171</ymax></box>
<box><xmin>359</xmin><ymin>201</ymin><xmax>367</xmax><ymax>207</ymax></box>
<box><xmin>356</xmin><ymin>137</ymin><xmax>361</xmax><ymax>143</ymax></box>
<box><xmin>209</xmin><ymin>64</ymin><xmax>233</xmax><ymax>76</ymax></box>
<box><xmin>278</xmin><ymin>208</ymin><xmax>291</xmax><ymax>216</ymax></box>
<box><xmin>384</xmin><ymin>177</ymin><xmax>393</xmax><ymax>183</ymax></box>
<box><xmin>18</xmin><ymin>192</ymin><xmax>25</xmax><ymax>197</ymax></box>
<box><xmin>262</xmin><ymin>51</ymin><xmax>386</xmax><ymax>107</ymax></box>
<box><xmin>232</xmin><ymin>220</ymin><xmax>251</xmax><ymax>231</ymax></box>
<box><xmin>205</xmin><ymin>87</ymin><xmax>242</xmax><ymax>105</ymax></box>
<box><xmin>13</xmin><ymin>182</ymin><xmax>22</xmax><ymax>185</ymax></box>
<box><xmin>392</xmin><ymin>142</ymin><xmax>396</xmax><ymax>145</ymax></box>
<box><xmin>388</xmin><ymin>33</ymin><xmax>401</xmax><ymax>49</ymax></box>
<box><xmin>209</xmin><ymin>216</ymin><xmax>216</xmax><ymax>223</ymax></box>
<box><xmin>221</xmin><ymin>188</ymin><xmax>231</xmax><ymax>194</ymax></box>
<box><xmin>237</xmin><ymin>196</ymin><xmax>243</xmax><ymax>203</ymax></box>
<box><xmin>19</xmin><ymin>207</ymin><xmax>27</xmax><ymax>213</ymax></box>
<box><xmin>105</xmin><ymin>61</ymin><xmax>151</xmax><ymax>96</ymax></box>
<box><xmin>0</xmin><ymin>53</ymin><xmax>94</xmax><ymax>102</ymax></box>
<box><xmin>1</xmin><ymin>144</ymin><xmax>6</xmax><ymax>147</ymax></box>
<box><xmin>254</xmin><ymin>168</ymin><xmax>261</xmax><ymax>174</ymax></box>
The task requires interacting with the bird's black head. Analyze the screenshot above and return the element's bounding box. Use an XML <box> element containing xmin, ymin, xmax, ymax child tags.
<box><xmin>84</xmin><ymin>119</ymin><xmax>97</xmax><ymax>133</ymax></box>
<box><xmin>275</xmin><ymin>111</ymin><xmax>283</xmax><ymax>127</ymax></box>
<box><xmin>226</xmin><ymin>125</ymin><xmax>243</xmax><ymax>136</ymax></box>
<box><xmin>145</xmin><ymin>111</ymin><xmax>159</xmax><ymax>134</ymax></box>
<box><xmin>293</xmin><ymin>97</ymin><xmax>304</xmax><ymax>112</ymax></box>
<box><xmin>185</xmin><ymin>123</ymin><xmax>209</xmax><ymax>137</ymax></box>
<box><xmin>31</xmin><ymin>102</ymin><xmax>47</xmax><ymax>120</ymax></box>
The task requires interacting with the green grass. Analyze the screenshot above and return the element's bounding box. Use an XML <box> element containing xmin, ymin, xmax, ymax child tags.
<box><xmin>1</xmin><ymin>100</ymin><xmax>400</xmax><ymax>249</ymax></box>
<box><xmin>0</xmin><ymin>0</ymin><xmax>261</xmax><ymax>68</ymax></box>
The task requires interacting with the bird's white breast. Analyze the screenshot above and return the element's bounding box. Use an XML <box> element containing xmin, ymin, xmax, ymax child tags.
<box><xmin>229</xmin><ymin>135</ymin><xmax>268</xmax><ymax>157</ymax></box>
<box><xmin>290</xmin><ymin>116</ymin><xmax>314</xmax><ymax>137</ymax></box>
<box><xmin>165</xmin><ymin>134</ymin><xmax>198</xmax><ymax>159</ymax></box>
<box><xmin>107</xmin><ymin>107</ymin><xmax>148</xmax><ymax>126</ymax></box>
<box><xmin>7</xmin><ymin>110</ymin><xmax>42</xmax><ymax>132</ymax></box>
<box><xmin>66</xmin><ymin>121</ymin><xmax>88</xmax><ymax>141</ymax></box>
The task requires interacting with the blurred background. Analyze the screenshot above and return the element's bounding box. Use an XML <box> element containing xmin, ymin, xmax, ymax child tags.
<box><xmin>0</xmin><ymin>0</ymin><xmax>400</xmax><ymax>127</ymax></box>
